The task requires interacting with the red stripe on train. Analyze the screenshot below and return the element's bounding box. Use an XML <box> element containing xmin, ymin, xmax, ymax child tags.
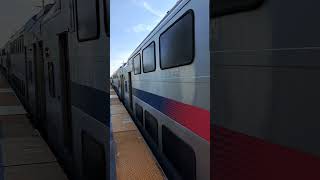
<box><xmin>212</xmin><ymin>125</ymin><xmax>320</xmax><ymax>180</ymax></box>
<box><xmin>166</xmin><ymin>100</ymin><xmax>210</xmax><ymax>142</ymax></box>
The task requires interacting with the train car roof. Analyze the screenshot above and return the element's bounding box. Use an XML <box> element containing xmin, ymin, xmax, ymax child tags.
<box><xmin>6</xmin><ymin>3</ymin><xmax>54</xmax><ymax>42</ymax></box>
<box><xmin>112</xmin><ymin>0</ymin><xmax>188</xmax><ymax>74</ymax></box>
<box><xmin>126</xmin><ymin>0</ymin><xmax>187</xmax><ymax>61</ymax></box>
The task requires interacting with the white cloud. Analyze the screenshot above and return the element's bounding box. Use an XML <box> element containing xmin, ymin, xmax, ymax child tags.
<box><xmin>132</xmin><ymin>24</ymin><xmax>154</xmax><ymax>33</ymax></box>
<box><xmin>132</xmin><ymin>0</ymin><xmax>167</xmax><ymax>18</ymax></box>
<box><xmin>142</xmin><ymin>2</ymin><xmax>166</xmax><ymax>18</ymax></box>
<box><xmin>110</xmin><ymin>51</ymin><xmax>133</xmax><ymax>75</ymax></box>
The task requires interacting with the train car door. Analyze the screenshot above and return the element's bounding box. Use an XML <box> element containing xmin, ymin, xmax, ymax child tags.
<box><xmin>24</xmin><ymin>47</ymin><xmax>29</xmax><ymax>107</ymax></box>
<box><xmin>58</xmin><ymin>32</ymin><xmax>72</xmax><ymax>153</ymax></box>
<box><xmin>6</xmin><ymin>53</ymin><xmax>11</xmax><ymax>79</ymax></box>
<box><xmin>120</xmin><ymin>75</ymin><xmax>125</xmax><ymax>100</ymax></box>
<box><xmin>35</xmin><ymin>41</ymin><xmax>47</xmax><ymax>139</ymax></box>
<box><xmin>32</xmin><ymin>43</ymin><xmax>38</xmax><ymax>125</ymax></box>
<box><xmin>128</xmin><ymin>72</ymin><xmax>133</xmax><ymax>110</ymax></box>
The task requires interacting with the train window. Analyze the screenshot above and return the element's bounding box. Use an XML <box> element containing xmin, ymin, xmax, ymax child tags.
<box><xmin>145</xmin><ymin>111</ymin><xmax>158</xmax><ymax>145</ymax></box>
<box><xmin>211</xmin><ymin>0</ymin><xmax>264</xmax><ymax>18</ymax></box>
<box><xmin>48</xmin><ymin>62</ymin><xmax>55</xmax><ymax>97</ymax></box>
<box><xmin>135</xmin><ymin>103</ymin><xmax>143</xmax><ymax>125</ymax></box>
<box><xmin>133</xmin><ymin>54</ymin><xmax>141</xmax><ymax>75</ymax></box>
<box><xmin>142</xmin><ymin>42</ymin><xmax>156</xmax><ymax>73</ymax></box>
<box><xmin>14</xmin><ymin>41</ymin><xmax>16</xmax><ymax>54</ymax></box>
<box><xmin>82</xmin><ymin>132</ymin><xmax>106</xmax><ymax>180</ymax></box>
<box><xmin>28</xmin><ymin>61</ymin><xmax>33</xmax><ymax>83</ymax></box>
<box><xmin>22</xmin><ymin>82</ymin><xmax>25</xmax><ymax>96</ymax></box>
<box><xmin>103</xmin><ymin>0</ymin><xmax>110</xmax><ymax>37</ymax></box>
<box><xmin>76</xmin><ymin>0</ymin><xmax>100</xmax><ymax>42</ymax></box>
<box><xmin>159</xmin><ymin>10</ymin><xmax>194</xmax><ymax>69</ymax></box>
<box><xmin>162</xmin><ymin>126</ymin><xmax>196</xmax><ymax>180</ymax></box>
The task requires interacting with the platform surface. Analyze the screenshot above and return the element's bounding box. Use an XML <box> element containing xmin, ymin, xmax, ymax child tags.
<box><xmin>0</xmin><ymin>73</ymin><xmax>68</xmax><ymax>180</ymax></box>
<box><xmin>110</xmin><ymin>87</ymin><xmax>166</xmax><ymax>180</ymax></box>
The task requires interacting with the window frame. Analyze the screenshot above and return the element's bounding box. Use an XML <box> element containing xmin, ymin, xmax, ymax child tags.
<box><xmin>133</xmin><ymin>53</ymin><xmax>141</xmax><ymax>75</ymax></box>
<box><xmin>142</xmin><ymin>41</ymin><xmax>156</xmax><ymax>73</ymax></box>
<box><xmin>159</xmin><ymin>9</ymin><xmax>195</xmax><ymax>70</ymax></box>
<box><xmin>75</xmin><ymin>0</ymin><xmax>101</xmax><ymax>42</ymax></box>
<box><xmin>211</xmin><ymin>0</ymin><xmax>264</xmax><ymax>18</ymax></box>
<box><xmin>103</xmin><ymin>0</ymin><xmax>110</xmax><ymax>37</ymax></box>
<box><xmin>48</xmin><ymin>62</ymin><xmax>56</xmax><ymax>98</ymax></box>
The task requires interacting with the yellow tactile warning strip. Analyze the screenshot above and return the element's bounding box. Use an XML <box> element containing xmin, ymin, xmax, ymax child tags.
<box><xmin>0</xmin><ymin>73</ymin><xmax>68</xmax><ymax>180</ymax></box>
<box><xmin>111</xmin><ymin>87</ymin><xmax>167</xmax><ymax>180</ymax></box>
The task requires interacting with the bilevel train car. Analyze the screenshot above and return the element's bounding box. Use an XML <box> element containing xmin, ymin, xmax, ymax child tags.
<box><xmin>1</xmin><ymin>1</ymin><xmax>110</xmax><ymax>180</ymax></box>
<box><xmin>212</xmin><ymin>0</ymin><xmax>320</xmax><ymax>179</ymax></box>
<box><xmin>111</xmin><ymin>0</ymin><xmax>210</xmax><ymax>179</ymax></box>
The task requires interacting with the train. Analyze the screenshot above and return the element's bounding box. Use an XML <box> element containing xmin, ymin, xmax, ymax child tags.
<box><xmin>212</xmin><ymin>0</ymin><xmax>320</xmax><ymax>179</ymax></box>
<box><xmin>0</xmin><ymin>1</ymin><xmax>109</xmax><ymax>180</ymax></box>
<box><xmin>111</xmin><ymin>0</ymin><xmax>210</xmax><ymax>180</ymax></box>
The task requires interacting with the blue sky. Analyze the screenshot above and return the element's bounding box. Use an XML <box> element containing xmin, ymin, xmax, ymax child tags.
<box><xmin>110</xmin><ymin>0</ymin><xmax>178</xmax><ymax>75</ymax></box>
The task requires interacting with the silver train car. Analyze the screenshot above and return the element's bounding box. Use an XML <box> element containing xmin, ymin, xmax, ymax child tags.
<box><xmin>111</xmin><ymin>0</ymin><xmax>210</xmax><ymax>179</ymax></box>
<box><xmin>212</xmin><ymin>0</ymin><xmax>320</xmax><ymax>179</ymax></box>
<box><xmin>0</xmin><ymin>1</ymin><xmax>110</xmax><ymax>180</ymax></box>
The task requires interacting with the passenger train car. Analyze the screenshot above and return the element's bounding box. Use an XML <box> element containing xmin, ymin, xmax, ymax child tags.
<box><xmin>212</xmin><ymin>0</ymin><xmax>320</xmax><ymax>179</ymax></box>
<box><xmin>111</xmin><ymin>0</ymin><xmax>210</xmax><ymax>180</ymax></box>
<box><xmin>0</xmin><ymin>1</ymin><xmax>110</xmax><ymax>180</ymax></box>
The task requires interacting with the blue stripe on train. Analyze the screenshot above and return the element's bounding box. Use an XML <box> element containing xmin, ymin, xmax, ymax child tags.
<box><xmin>71</xmin><ymin>82</ymin><xmax>110</xmax><ymax>126</ymax></box>
<box><xmin>132</xmin><ymin>88</ymin><xmax>167</xmax><ymax>113</ymax></box>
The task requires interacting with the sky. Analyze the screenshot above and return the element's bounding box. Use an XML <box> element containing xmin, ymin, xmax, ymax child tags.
<box><xmin>0</xmin><ymin>0</ymin><xmax>54</xmax><ymax>47</ymax></box>
<box><xmin>110</xmin><ymin>0</ymin><xmax>178</xmax><ymax>75</ymax></box>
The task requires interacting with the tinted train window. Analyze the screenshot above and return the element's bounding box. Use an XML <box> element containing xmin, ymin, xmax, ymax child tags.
<box><xmin>162</xmin><ymin>126</ymin><xmax>196</xmax><ymax>180</ymax></box>
<box><xmin>145</xmin><ymin>111</ymin><xmax>158</xmax><ymax>145</ymax></box>
<box><xmin>142</xmin><ymin>42</ymin><xmax>156</xmax><ymax>73</ymax></box>
<box><xmin>48</xmin><ymin>62</ymin><xmax>55</xmax><ymax>97</ymax></box>
<box><xmin>135</xmin><ymin>103</ymin><xmax>143</xmax><ymax>125</ymax></box>
<box><xmin>22</xmin><ymin>82</ymin><xmax>25</xmax><ymax>96</ymax></box>
<box><xmin>211</xmin><ymin>0</ymin><xmax>264</xmax><ymax>18</ymax></box>
<box><xmin>160</xmin><ymin>10</ymin><xmax>194</xmax><ymax>69</ymax></box>
<box><xmin>28</xmin><ymin>61</ymin><xmax>33</xmax><ymax>83</ymax></box>
<box><xmin>82</xmin><ymin>132</ymin><xmax>106</xmax><ymax>180</ymax></box>
<box><xmin>104</xmin><ymin>0</ymin><xmax>110</xmax><ymax>37</ymax></box>
<box><xmin>133</xmin><ymin>54</ymin><xmax>141</xmax><ymax>75</ymax></box>
<box><xmin>76</xmin><ymin>0</ymin><xmax>100</xmax><ymax>41</ymax></box>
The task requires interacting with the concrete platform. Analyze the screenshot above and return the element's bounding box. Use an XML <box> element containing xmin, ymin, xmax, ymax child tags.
<box><xmin>1</xmin><ymin>137</ymin><xmax>56</xmax><ymax>166</ymax></box>
<box><xmin>110</xmin><ymin>88</ymin><xmax>166</xmax><ymax>180</ymax></box>
<box><xmin>0</xmin><ymin>73</ymin><xmax>68</xmax><ymax>180</ymax></box>
<box><xmin>4</xmin><ymin>162</ymin><xmax>68</xmax><ymax>180</ymax></box>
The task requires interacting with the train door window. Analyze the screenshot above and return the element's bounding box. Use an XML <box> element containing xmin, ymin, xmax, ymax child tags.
<box><xmin>162</xmin><ymin>126</ymin><xmax>196</xmax><ymax>180</ymax></box>
<box><xmin>135</xmin><ymin>103</ymin><xmax>143</xmax><ymax>125</ymax></box>
<box><xmin>145</xmin><ymin>111</ymin><xmax>158</xmax><ymax>145</ymax></box>
<box><xmin>82</xmin><ymin>132</ymin><xmax>106</xmax><ymax>180</ymax></box>
<box><xmin>103</xmin><ymin>0</ymin><xmax>110</xmax><ymax>37</ymax></box>
<box><xmin>22</xmin><ymin>82</ymin><xmax>25</xmax><ymax>96</ymax></box>
<box><xmin>13</xmin><ymin>41</ymin><xmax>16</xmax><ymax>54</ymax></box>
<box><xmin>18</xmin><ymin>39</ymin><xmax>20</xmax><ymax>53</ymax></box>
<box><xmin>17</xmin><ymin>40</ymin><xmax>19</xmax><ymax>53</ymax></box>
<box><xmin>142</xmin><ymin>41</ymin><xmax>156</xmax><ymax>73</ymax></box>
<box><xmin>133</xmin><ymin>54</ymin><xmax>141</xmax><ymax>75</ymax></box>
<box><xmin>159</xmin><ymin>10</ymin><xmax>195</xmax><ymax>69</ymax></box>
<box><xmin>76</xmin><ymin>0</ymin><xmax>100</xmax><ymax>41</ymax></box>
<box><xmin>211</xmin><ymin>0</ymin><xmax>264</xmax><ymax>18</ymax></box>
<box><xmin>28</xmin><ymin>61</ymin><xmax>33</xmax><ymax>83</ymax></box>
<box><xmin>48</xmin><ymin>62</ymin><xmax>55</xmax><ymax>97</ymax></box>
<box><xmin>125</xmin><ymin>81</ymin><xmax>128</xmax><ymax>92</ymax></box>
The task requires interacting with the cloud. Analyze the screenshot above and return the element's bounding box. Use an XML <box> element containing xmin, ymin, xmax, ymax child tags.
<box><xmin>131</xmin><ymin>24</ymin><xmax>154</xmax><ymax>33</ymax></box>
<box><xmin>132</xmin><ymin>0</ymin><xmax>166</xmax><ymax>18</ymax></box>
<box><xmin>110</xmin><ymin>50</ymin><xmax>133</xmax><ymax>75</ymax></box>
<box><xmin>142</xmin><ymin>2</ymin><xmax>165</xmax><ymax>18</ymax></box>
